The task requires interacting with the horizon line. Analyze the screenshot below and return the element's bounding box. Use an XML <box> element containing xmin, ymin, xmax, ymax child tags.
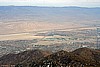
<box><xmin>0</xmin><ymin>5</ymin><xmax>100</xmax><ymax>8</ymax></box>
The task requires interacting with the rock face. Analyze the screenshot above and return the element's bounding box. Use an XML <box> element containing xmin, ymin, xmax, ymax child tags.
<box><xmin>72</xmin><ymin>47</ymin><xmax>100</xmax><ymax>65</ymax></box>
<box><xmin>0</xmin><ymin>49</ymin><xmax>51</xmax><ymax>65</ymax></box>
<box><xmin>29</xmin><ymin>48</ymin><xmax>100</xmax><ymax>67</ymax></box>
<box><xmin>0</xmin><ymin>48</ymin><xmax>100</xmax><ymax>67</ymax></box>
<box><xmin>30</xmin><ymin>50</ymin><xmax>84</xmax><ymax>67</ymax></box>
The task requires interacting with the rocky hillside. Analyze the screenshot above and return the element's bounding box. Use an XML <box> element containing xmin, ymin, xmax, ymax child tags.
<box><xmin>0</xmin><ymin>49</ymin><xmax>51</xmax><ymax>65</ymax></box>
<box><xmin>29</xmin><ymin>48</ymin><xmax>100</xmax><ymax>67</ymax></box>
<box><xmin>72</xmin><ymin>47</ymin><xmax>100</xmax><ymax>65</ymax></box>
<box><xmin>0</xmin><ymin>48</ymin><xmax>100</xmax><ymax>67</ymax></box>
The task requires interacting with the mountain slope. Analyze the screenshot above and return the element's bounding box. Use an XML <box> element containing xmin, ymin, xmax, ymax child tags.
<box><xmin>72</xmin><ymin>47</ymin><xmax>100</xmax><ymax>65</ymax></box>
<box><xmin>0</xmin><ymin>48</ymin><xmax>100</xmax><ymax>67</ymax></box>
<box><xmin>29</xmin><ymin>48</ymin><xmax>100</xmax><ymax>67</ymax></box>
<box><xmin>0</xmin><ymin>49</ymin><xmax>51</xmax><ymax>65</ymax></box>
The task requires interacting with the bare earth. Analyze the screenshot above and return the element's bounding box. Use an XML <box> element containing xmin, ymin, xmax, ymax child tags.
<box><xmin>0</xmin><ymin>22</ymin><xmax>83</xmax><ymax>41</ymax></box>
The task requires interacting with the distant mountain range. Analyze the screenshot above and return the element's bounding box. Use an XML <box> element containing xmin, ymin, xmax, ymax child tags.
<box><xmin>0</xmin><ymin>48</ymin><xmax>100</xmax><ymax>67</ymax></box>
<box><xmin>0</xmin><ymin>6</ymin><xmax>100</xmax><ymax>35</ymax></box>
<box><xmin>0</xmin><ymin>6</ymin><xmax>100</xmax><ymax>25</ymax></box>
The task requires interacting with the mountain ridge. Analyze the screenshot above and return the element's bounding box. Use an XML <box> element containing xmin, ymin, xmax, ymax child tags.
<box><xmin>0</xmin><ymin>48</ymin><xmax>100</xmax><ymax>67</ymax></box>
<box><xmin>0</xmin><ymin>6</ymin><xmax>100</xmax><ymax>8</ymax></box>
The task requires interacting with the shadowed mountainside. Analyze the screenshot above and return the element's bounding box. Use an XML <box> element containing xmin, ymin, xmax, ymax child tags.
<box><xmin>72</xmin><ymin>47</ymin><xmax>100</xmax><ymax>64</ymax></box>
<box><xmin>0</xmin><ymin>49</ymin><xmax>52</xmax><ymax>65</ymax></box>
<box><xmin>0</xmin><ymin>48</ymin><xmax>100</xmax><ymax>67</ymax></box>
<box><xmin>30</xmin><ymin>48</ymin><xmax>100</xmax><ymax>67</ymax></box>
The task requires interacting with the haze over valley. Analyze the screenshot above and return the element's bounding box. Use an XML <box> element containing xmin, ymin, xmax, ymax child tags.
<box><xmin>0</xmin><ymin>6</ymin><xmax>100</xmax><ymax>67</ymax></box>
<box><xmin>0</xmin><ymin>6</ymin><xmax>100</xmax><ymax>40</ymax></box>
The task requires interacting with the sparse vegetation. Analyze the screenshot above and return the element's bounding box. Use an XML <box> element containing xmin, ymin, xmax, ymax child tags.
<box><xmin>0</xmin><ymin>48</ymin><xmax>100</xmax><ymax>67</ymax></box>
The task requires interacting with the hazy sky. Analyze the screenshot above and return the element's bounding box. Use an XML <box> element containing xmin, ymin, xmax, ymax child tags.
<box><xmin>0</xmin><ymin>0</ymin><xmax>100</xmax><ymax>7</ymax></box>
